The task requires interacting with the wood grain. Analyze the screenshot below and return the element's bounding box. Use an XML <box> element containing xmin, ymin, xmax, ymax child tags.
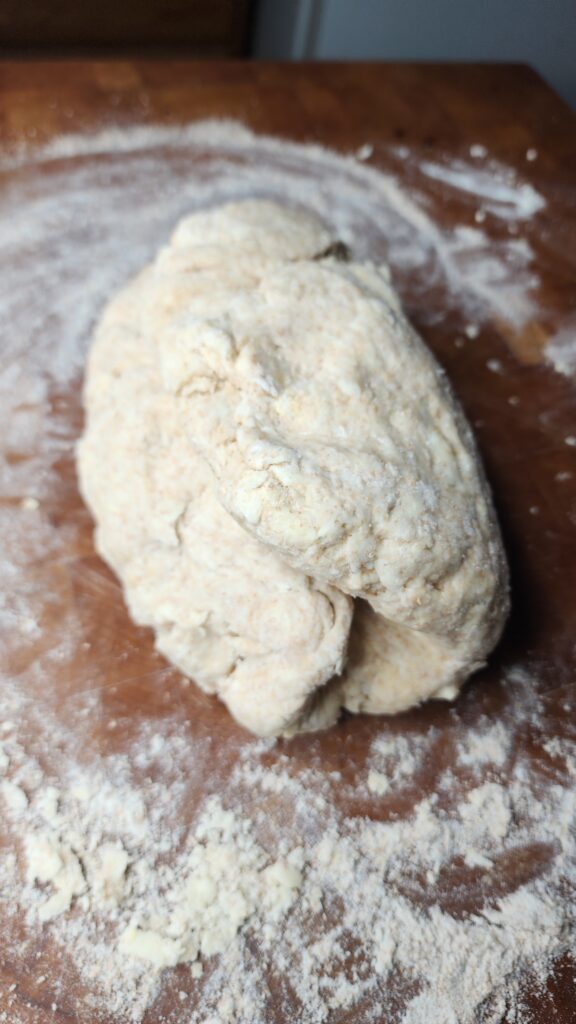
<box><xmin>0</xmin><ymin>61</ymin><xmax>575</xmax><ymax>1023</ymax></box>
<box><xmin>0</xmin><ymin>1</ymin><xmax>254</xmax><ymax>57</ymax></box>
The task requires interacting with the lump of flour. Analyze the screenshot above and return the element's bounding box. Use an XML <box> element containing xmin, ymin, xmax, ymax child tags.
<box><xmin>77</xmin><ymin>200</ymin><xmax>508</xmax><ymax>734</ymax></box>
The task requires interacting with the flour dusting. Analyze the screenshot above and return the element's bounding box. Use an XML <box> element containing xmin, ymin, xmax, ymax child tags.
<box><xmin>1</xmin><ymin>669</ymin><xmax>575</xmax><ymax>1023</ymax></box>
<box><xmin>417</xmin><ymin>157</ymin><xmax>546</xmax><ymax>220</ymax></box>
<box><xmin>546</xmin><ymin>320</ymin><xmax>576</xmax><ymax>378</ymax></box>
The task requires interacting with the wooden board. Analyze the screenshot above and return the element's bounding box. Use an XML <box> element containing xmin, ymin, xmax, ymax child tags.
<box><xmin>0</xmin><ymin>2</ymin><xmax>254</xmax><ymax>57</ymax></box>
<box><xmin>0</xmin><ymin>61</ymin><xmax>575</xmax><ymax>1023</ymax></box>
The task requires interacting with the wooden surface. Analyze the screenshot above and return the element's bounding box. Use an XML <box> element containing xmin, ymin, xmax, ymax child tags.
<box><xmin>1</xmin><ymin>61</ymin><xmax>575</xmax><ymax>1023</ymax></box>
<box><xmin>1</xmin><ymin>59</ymin><xmax>575</xmax><ymax>155</ymax></box>
<box><xmin>0</xmin><ymin>2</ymin><xmax>254</xmax><ymax>57</ymax></box>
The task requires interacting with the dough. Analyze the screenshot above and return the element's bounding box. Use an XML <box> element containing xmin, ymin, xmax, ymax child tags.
<box><xmin>77</xmin><ymin>200</ymin><xmax>509</xmax><ymax>735</ymax></box>
<box><xmin>342</xmin><ymin>602</ymin><xmax>471</xmax><ymax>714</ymax></box>
<box><xmin>167</xmin><ymin>198</ymin><xmax>336</xmax><ymax>264</ymax></box>
<box><xmin>77</xmin><ymin>263</ymin><xmax>352</xmax><ymax>737</ymax></box>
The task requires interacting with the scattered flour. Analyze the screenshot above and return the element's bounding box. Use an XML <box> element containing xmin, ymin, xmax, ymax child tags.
<box><xmin>0</xmin><ymin>669</ymin><xmax>574</xmax><ymax>1023</ymax></box>
<box><xmin>367</xmin><ymin>770</ymin><xmax>390</xmax><ymax>795</ymax></box>
<box><xmin>418</xmin><ymin>157</ymin><xmax>546</xmax><ymax>220</ymax></box>
<box><xmin>0</xmin><ymin>119</ymin><xmax>574</xmax><ymax>1022</ymax></box>
<box><xmin>545</xmin><ymin>321</ymin><xmax>576</xmax><ymax>378</ymax></box>
<box><xmin>355</xmin><ymin>143</ymin><xmax>374</xmax><ymax>162</ymax></box>
<box><xmin>0</xmin><ymin>118</ymin><xmax>549</xmax><ymax>382</ymax></box>
<box><xmin>456</xmin><ymin>720</ymin><xmax>511</xmax><ymax>768</ymax></box>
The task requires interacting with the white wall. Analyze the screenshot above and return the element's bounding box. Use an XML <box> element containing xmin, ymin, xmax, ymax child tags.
<box><xmin>253</xmin><ymin>0</ymin><xmax>576</xmax><ymax>109</ymax></box>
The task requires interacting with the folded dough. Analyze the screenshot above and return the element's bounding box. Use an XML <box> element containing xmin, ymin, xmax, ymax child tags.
<box><xmin>77</xmin><ymin>200</ymin><xmax>509</xmax><ymax>735</ymax></box>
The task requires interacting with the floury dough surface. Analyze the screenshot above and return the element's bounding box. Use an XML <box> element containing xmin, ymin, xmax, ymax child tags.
<box><xmin>77</xmin><ymin>199</ymin><xmax>509</xmax><ymax>734</ymax></box>
<box><xmin>78</xmin><ymin>266</ymin><xmax>352</xmax><ymax>738</ymax></box>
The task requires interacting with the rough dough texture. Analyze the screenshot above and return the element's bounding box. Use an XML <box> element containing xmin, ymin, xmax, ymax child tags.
<box><xmin>77</xmin><ymin>199</ymin><xmax>509</xmax><ymax>735</ymax></box>
<box><xmin>343</xmin><ymin>602</ymin><xmax>469</xmax><ymax>715</ymax></box>
<box><xmin>77</xmin><ymin>264</ymin><xmax>352</xmax><ymax>737</ymax></box>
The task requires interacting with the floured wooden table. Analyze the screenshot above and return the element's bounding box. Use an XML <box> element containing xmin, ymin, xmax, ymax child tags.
<box><xmin>0</xmin><ymin>62</ymin><xmax>575</xmax><ymax>1023</ymax></box>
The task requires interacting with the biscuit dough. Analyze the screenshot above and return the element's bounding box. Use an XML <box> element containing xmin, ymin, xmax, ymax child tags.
<box><xmin>77</xmin><ymin>200</ymin><xmax>509</xmax><ymax>735</ymax></box>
